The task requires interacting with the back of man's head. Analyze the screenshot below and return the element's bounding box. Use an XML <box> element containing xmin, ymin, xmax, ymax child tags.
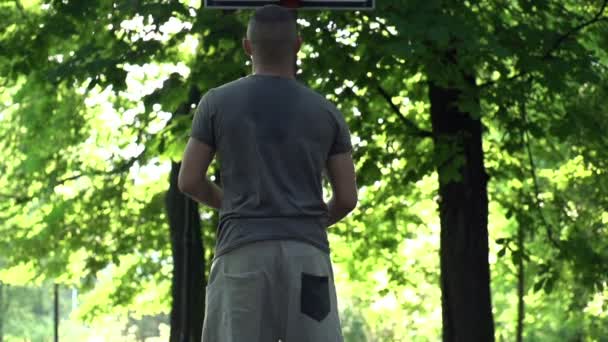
<box><xmin>247</xmin><ymin>5</ymin><xmax>298</xmax><ymax>67</ymax></box>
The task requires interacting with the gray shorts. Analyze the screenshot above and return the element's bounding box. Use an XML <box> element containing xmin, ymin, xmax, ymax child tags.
<box><xmin>201</xmin><ymin>240</ymin><xmax>344</xmax><ymax>342</ymax></box>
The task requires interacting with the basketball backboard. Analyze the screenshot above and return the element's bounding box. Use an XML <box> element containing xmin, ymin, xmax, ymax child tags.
<box><xmin>205</xmin><ymin>0</ymin><xmax>374</xmax><ymax>10</ymax></box>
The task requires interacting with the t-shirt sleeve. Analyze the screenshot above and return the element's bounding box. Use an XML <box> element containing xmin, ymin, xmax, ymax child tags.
<box><xmin>190</xmin><ymin>90</ymin><xmax>216</xmax><ymax>149</ymax></box>
<box><xmin>328</xmin><ymin>108</ymin><xmax>353</xmax><ymax>156</ymax></box>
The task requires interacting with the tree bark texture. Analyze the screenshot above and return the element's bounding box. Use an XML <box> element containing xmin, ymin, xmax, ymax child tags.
<box><xmin>166</xmin><ymin>162</ymin><xmax>205</xmax><ymax>342</ymax></box>
<box><xmin>429</xmin><ymin>77</ymin><xmax>495</xmax><ymax>342</ymax></box>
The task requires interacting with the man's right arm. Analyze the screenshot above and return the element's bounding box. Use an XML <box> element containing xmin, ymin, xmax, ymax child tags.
<box><xmin>325</xmin><ymin>152</ymin><xmax>358</xmax><ymax>227</ymax></box>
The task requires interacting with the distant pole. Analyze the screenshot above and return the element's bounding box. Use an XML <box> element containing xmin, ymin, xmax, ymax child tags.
<box><xmin>54</xmin><ymin>283</ymin><xmax>59</xmax><ymax>342</ymax></box>
<box><xmin>0</xmin><ymin>282</ymin><xmax>4</xmax><ymax>342</ymax></box>
<box><xmin>71</xmin><ymin>287</ymin><xmax>78</xmax><ymax>311</ymax></box>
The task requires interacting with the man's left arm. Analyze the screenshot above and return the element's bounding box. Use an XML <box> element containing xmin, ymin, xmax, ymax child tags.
<box><xmin>178</xmin><ymin>138</ymin><xmax>223</xmax><ymax>210</ymax></box>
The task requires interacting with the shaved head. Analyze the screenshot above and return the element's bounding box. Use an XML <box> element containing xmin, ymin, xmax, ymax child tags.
<box><xmin>246</xmin><ymin>5</ymin><xmax>299</xmax><ymax>67</ymax></box>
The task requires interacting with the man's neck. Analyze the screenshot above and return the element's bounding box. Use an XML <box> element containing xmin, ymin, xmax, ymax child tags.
<box><xmin>252</xmin><ymin>65</ymin><xmax>296</xmax><ymax>79</ymax></box>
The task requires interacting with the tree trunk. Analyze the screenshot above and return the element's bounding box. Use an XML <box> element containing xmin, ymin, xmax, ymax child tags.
<box><xmin>166</xmin><ymin>162</ymin><xmax>206</xmax><ymax>342</ymax></box>
<box><xmin>429</xmin><ymin>76</ymin><xmax>495</xmax><ymax>341</ymax></box>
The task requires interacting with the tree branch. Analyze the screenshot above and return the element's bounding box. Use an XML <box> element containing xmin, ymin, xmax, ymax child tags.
<box><xmin>13</xmin><ymin>0</ymin><xmax>34</xmax><ymax>28</ymax></box>
<box><xmin>14</xmin><ymin>0</ymin><xmax>27</xmax><ymax>17</ymax></box>
<box><xmin>479</xmin><ymin>0</ymin><xmax>608</xmax><ymax>89</ymax></box>
<box><xmin>0</xmin><ymin>193</ymin><xmax>31</xmax><ymax>203</ymax></box>
<box><xmin>520</xmin><ymin>101</ymin><xmax>561</xmax><ymax>249</ymax></box>
<box><xmin>376</xmin><ymin>85</ymin><xmax>433</xmax><ymax>138</ymax></box>
<box><xmin>55</xmin><ymin>150</ymin><xmax>146</xmax><ymax>186</ymax></box>
<box><xmin>544</xmin><ymin>0</ymin><xmax>608</xmax><ymax>58</ymax></box>
<box><xmin>54</xmin><ymin>94</ymin><xmax>155</xmax><ymax>187</ymax></box>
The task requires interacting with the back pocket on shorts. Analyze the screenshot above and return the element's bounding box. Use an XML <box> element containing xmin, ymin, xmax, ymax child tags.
<box><xmin>300</xmin><ymin>272</ymin><xmax>330</xmax><ymax>322</ymax></box>
<box><xmin>203</xmin><ymin>270</ymin><xmax>265</xmax><ymax>341</ymax></box>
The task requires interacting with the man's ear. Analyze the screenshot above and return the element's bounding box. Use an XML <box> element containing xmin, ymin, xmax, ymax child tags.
<box><xmin>243</xmin><ymin>38</ymin><xmax>253</xmax><ymax>57</ymax></box>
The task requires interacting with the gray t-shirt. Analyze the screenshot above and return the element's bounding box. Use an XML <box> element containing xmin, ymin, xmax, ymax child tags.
<box><xmin>190</xmin><ymin>74</ymin><xmax>352</xmax><ymax>261</ymax></box>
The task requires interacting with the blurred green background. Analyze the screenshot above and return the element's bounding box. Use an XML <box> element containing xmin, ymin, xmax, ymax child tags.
<box><xmin>1</xmin><ymin>0</ymin><xmax>607</xmax><ymax>341</ymax></box>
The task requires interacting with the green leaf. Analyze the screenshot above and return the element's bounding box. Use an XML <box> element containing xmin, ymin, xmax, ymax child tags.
<box><xmin>544</xmin><ymin>276</ymin><xmax>557</xmax><ymax>294</ymax></box>
<box><xmin>533</xmin><ymin>278</ymin><xmax>546</xmax><ymax>293</ymax></box>
<box><xmin>497</xmin><ymin>248</ymin><xmax>506</xmax><ymax>258</ymax></box>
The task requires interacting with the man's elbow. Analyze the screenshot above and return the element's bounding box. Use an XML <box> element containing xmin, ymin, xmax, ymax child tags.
<box><xmin>177</xmin><ymin>176</ymin><xmax>195</xmax><ymax>195</ymax></box>
<box><xmin>338</xmin><ymin>195</ymin><xmax>358</xmax><ymax>212</ymax></box>
<box><xmin>346</xmin><ymin>198</ymin><xmax>358</xmax><ymax>212</ymax></box>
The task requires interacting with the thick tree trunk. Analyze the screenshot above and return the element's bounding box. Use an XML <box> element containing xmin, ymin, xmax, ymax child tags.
<box><xmin>166</xmin><ymin>162</ymin><xmax>205</xmax><ymax>342</ymax></box>
<box><xmin>429</xmin><ymin>77</ymin><xmax>495</xmax><ymax>342</ymax></box>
